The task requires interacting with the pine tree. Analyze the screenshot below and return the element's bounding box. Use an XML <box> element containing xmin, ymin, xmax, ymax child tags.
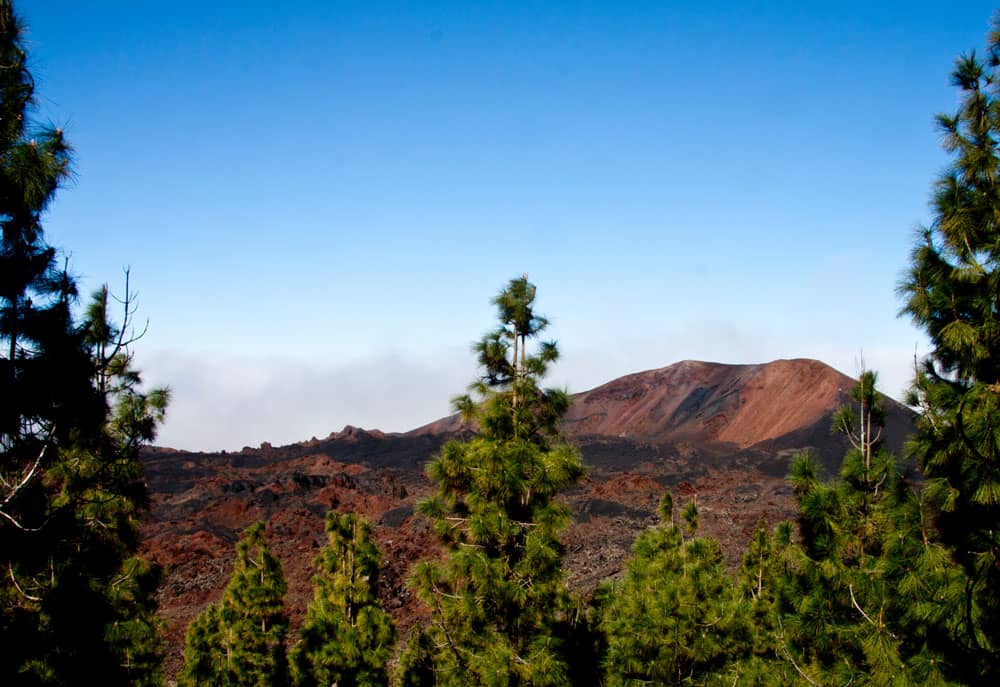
<box><xmin>82</xmin><ymin>277</ymin><xmax>170</xmax><ymax>686</ymax></box>
<box><xmin>1</xmin><ymin>2</ymin><xmax>168</xmax><ymax>683</ymax></box>
<box><xmin>598</xmin><ymin>493</ymin><xmax>745</xmax><ymax>685</ymax></box>
<box><xmin>769</xmin><ymin>372</ymin><xmax>967</xmax><ymax>686</ymax></box>
<box><xmin>897</xmin><ymin>15</ymin><xmax>1000</xmax><ymax>676</ymax></box>
<box><xmin>715</xmin><ymin>519</ymin><xmax>801</xmax><ymax>686</ymax></box>
<box><xmin>181</xmin><ymin>602</ymin><xmax>224</xmax><ymax>686</ymax></box>
<box><xmin>404</xmin><ymin>275</ymin><xmax>585</xmax><ymax>686</ymax></box>
<box><xmin>290</xmin><ymin>511</ymin><xmax>395</xmax><ymax>687</ymax></box>
<box><xmin>179</xmin><ymin>522</ymin><xmax>289</xmax><ymax>687</ymax></box>
<box><xmin>392</xmin><ymin>630</ymin><xmax>437</xmax><ymax>687</ymax></box>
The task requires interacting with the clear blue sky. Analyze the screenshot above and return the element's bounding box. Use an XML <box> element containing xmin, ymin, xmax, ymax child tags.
<box><xmin>18</xmin><ymin>0</ymin><xmax>998</xmax><ymax>450</ymax></box>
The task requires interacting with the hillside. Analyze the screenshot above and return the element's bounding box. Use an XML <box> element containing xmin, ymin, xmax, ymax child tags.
<box><xmin>140</xmin><ymin>358</ymin><xmax>916</xmax><ymax>679</ymax></box>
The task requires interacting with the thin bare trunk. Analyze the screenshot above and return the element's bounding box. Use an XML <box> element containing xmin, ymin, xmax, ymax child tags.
<box><xmin>8</xmin><ymin>300</ymin><xmax>16</xmax><ymax>362</ymax></box>
<box><xmin>511</xmin><ymin>322</ymin><xmax>519</xmax><ymax>409</ymax></box>
<box><xmin>521</xmin><ymin>334</ymin><xmax>526</xmax><ymax>383</ymax></box>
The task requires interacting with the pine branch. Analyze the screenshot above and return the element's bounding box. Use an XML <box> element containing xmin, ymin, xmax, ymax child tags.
<box><xmin>848</xmin><ymin>583</ymin><xmax>877</xmax><ymax>628</ymax></box>
<box><xmin>775</xmin><ymin>616</ymin><xmax>824</xmax><ymax>687</ymax></box>
<box><xmin>0</xmin><ymin>432</ymin><xmax>52</xmax><ymax>529</ymax></box>
<box><xmin>8</xmin><ymin>561</ymin><xmax>41</xmax><ymax>601</ymax></box>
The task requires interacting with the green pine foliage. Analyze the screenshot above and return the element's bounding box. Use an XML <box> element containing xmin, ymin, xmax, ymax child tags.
<box><xmin>691</xmin><ymin>372</ymin><xmax>972</xmax><ymax>687</ymax></box>
<box><xmin>714</xmin><ymin>519</ymin><xmax>801</xmax><ymax>686</ymax></box>
<box><xmin>598</xmin><ymin>493</ymin><xmax>747</xmax><ymax>685</ymax></box>
<box><xmin>182</xmin><ymin>603</ymin><xmax>224</xmax><ymax>686</ymax></box>
<box><xmin>1</xmin><ymin>1</ymin><xmax>168</xmax><ymax>683</ymax></box>
<box><xmin>897</xmin><ymin>16</ymin><xmax>1000</xmax><ymax>676</ymax></box>
<box><xmin>404</xmin><ymin>275</ymin><xmax>585</xmax><ymax>686</ymax></box>
<box><xmin>767</xmin><ymin>373</ymin><xmax>967</xmax><ymax>686</ymax></box>
<box><xmin>290</xmin><ymin>511</ymin><xmax>395</xmax><ymax>687</ymax></box>
<box><xmin>392</xmin><ymin>630</ymin><xmax>437</xmax><ymax>687</ymax></box>
<box><xmin>179</xmin><ymin>522</ymin><xmax>289</xmax><ymax>687</ymax></box>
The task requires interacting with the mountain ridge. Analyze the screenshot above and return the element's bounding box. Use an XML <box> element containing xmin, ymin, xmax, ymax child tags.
<box><xmin>405</xmin><ymin>358</ymin><xmax>911</xmax><ymax>463</ymax></box>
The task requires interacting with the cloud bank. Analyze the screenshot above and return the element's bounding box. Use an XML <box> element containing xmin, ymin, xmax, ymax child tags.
<box><xmin>139</xmin><ymin>347</ymin><xmax>476</xmax><ymax>452</ymax></box>
<box><xmin>139</xmin><ymin>321</ymin><xmax>926</xmax><ymax>452</ymax></box>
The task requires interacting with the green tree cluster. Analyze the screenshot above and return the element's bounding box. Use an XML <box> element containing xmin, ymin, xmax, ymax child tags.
<box><xmin>768</xmin><ymin>374</ymin><xmax>964</xmax><ymax>686</ymax></box>
<box><xmin>181</xmin><ymin>515</ymin><xmax>396</xmax><ymax>687</ymax></box>
<box><xmin>598</xmin><ymin>494</ymin><xmax>744</xmax><ymax>685</ymax></box>
<box><xmin>1</xmin><ymin>1</ymin><xmax>168</xmax><ymax>684</ymax></box>
<box><xmin>595</xmin><ymin>372</ymin><xmax>971</xmax><ymax>686</ymax></box>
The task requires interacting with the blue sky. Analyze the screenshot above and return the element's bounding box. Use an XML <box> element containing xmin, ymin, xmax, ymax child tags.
<box><xmin>18</xmin><ymin>1</ymin><xmax>998</xmax><ymax>450</ymax></box>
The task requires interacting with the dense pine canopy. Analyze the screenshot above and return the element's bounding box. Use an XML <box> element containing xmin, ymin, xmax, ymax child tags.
<box><xmin>898</xmin><ymin>15</ymin><xmax>1000</xmax><ymax>676</ymax></box>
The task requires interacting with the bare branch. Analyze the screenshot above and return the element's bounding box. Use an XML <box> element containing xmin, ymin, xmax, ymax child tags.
<box><xmin>776</xmin><ymin>616</ymin><xmax>824</xmax><ymax>687</ymax></box>
<box><xmin>848</xmin><ymin>583</ymin><xmax>877</xmax><ymax>627</ymax></box>
<box><xmin>845</xmin><ymin>431</ymin><xmax>862</xmax><ymax>452</ymax></box>
<box><xmin>848</xmin><ymin>584</ymin><xmax>895</xmax><ymax>639</ymax></box>
<box><xmin>1</xmin><ymin>435</ymin><xmax>51</xmax><ymax>511</ymax></box>
<box><xmin>428</xmin><ymin>583</ymin><xmax>467</xmax><ymax>671</ymax></box>
<box><xmin>96</xmin><ymin>267</ymin><xmax>150</xmax><ymax>391</ymax></box>
<box><xmin>872</xmin><ymin>470</ymin><xmax>889</xmax><ymax>499</ymax></box>
<box><xmin>8</xmin><ymin>562</ymin><xmax>41</xmax><ymax>602</ymax></box>
<box><xmin>0</xmin><ymin>508</ymin><xmax>43</xmax><ymax>532</ymax></box>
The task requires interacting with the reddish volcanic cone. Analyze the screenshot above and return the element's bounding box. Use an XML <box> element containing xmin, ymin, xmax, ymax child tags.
<box><xmin>562</xmin><ymin>359</ymin><xmax>857</xmax><ymax>448</ymax></box>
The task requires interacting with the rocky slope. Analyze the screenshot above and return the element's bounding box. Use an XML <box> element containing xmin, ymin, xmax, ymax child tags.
<box><xmin>140</xmin><ymin>358</ymin><xmax>915</xmax><ymax>680</ymax></box>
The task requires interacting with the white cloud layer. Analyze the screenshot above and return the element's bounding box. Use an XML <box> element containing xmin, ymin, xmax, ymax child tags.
<box><xmin>139</xmin><ymin>321</ymin><xmax>927</xmax><ymax>452</ymax></box>
<box><xmin>139</xmin><ymin>347</ymin><xmax>476</xmax><ymax>452</ymax></box>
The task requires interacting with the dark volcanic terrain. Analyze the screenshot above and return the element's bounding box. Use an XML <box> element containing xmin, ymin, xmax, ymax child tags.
<box><xmin>140</xmin><ymin>358</ymin><xmax>916</xmax><ymax>680</ymax></box>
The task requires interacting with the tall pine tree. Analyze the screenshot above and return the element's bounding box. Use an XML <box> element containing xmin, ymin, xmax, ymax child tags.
<box><xmin>405</xmin><ymin>275</ymin><xmax>584</xmax><ymax>686</ymax></box>
<box><xmin>898</xmin><ymin>15</ymin><xmax>1000</xmax><ymax>676</ymax></box>
<box><xmin>1</xmin><ymin>2</ymin><xmax>168</xmax><ymax>683</ymax></box>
